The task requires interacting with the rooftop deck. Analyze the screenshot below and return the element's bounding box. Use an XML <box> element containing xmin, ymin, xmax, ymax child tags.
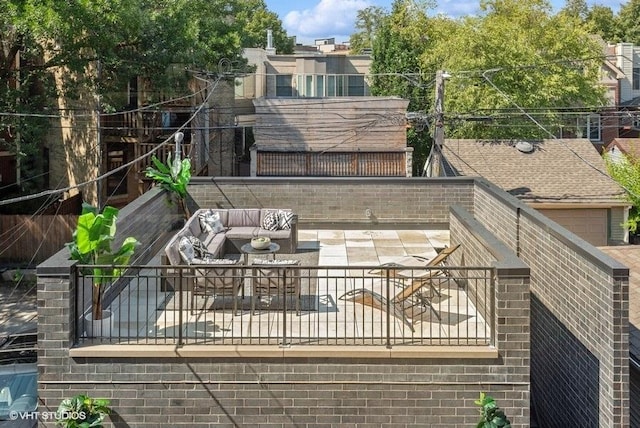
<box><xmin>76</xmin><ymin>228</ymin><xmax>493</xmax><ymax>348</ymax></box>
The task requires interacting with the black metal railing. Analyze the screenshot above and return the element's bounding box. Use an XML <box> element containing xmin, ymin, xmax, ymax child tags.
<box><xmin>74</xmin><ymin>264</ymin><xmax>495</xmax><ymax>348</ymax></box>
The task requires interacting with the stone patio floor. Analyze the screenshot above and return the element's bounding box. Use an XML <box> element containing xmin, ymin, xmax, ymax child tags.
<box><xmin>98</xmin><ymin>229</ymin><xmax>491</xmax><ymax>345</ymax></box>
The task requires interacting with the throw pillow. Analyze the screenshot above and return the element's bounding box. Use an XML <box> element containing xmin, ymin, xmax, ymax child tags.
<box><xmin>178</xmin><ymin>236</ymin><xmax>195</xmax><ymax>264</ymax></box>
<box><xmin>262</xmin><ymin>210</ymin><xmax>279</xmax><ymax>231</ymax></box>
<box><xmin>184</xmin><ymin>235</ymin><xmax>208</xmax><ymax>259</ymax></box>
<box><xmin>277</xmin><ymin>210</ymin><xmax>294</xmax><ymax>231</ymax></box>
<box><xmin>199</xmin><ymin>211</ymin><xmax>225</xmax><ymax>234</ymax></box>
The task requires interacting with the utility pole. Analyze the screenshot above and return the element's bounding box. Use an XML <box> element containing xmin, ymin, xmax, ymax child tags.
<box><xmin>431</xmin><ymin>69</ymin><xmax>446</xmax><ymax>177</ymax></box>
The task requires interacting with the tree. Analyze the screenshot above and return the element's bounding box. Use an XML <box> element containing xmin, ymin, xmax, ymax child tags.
<box><xmin>235</xmin><ymin>0</ymin><xmax>293</xmax><ymax>54</ymax></box>
<box><xmin>0</xmin><ymin>0</ymin><xmax>289</xmax><ymax>199</ymax></box>
<box><xmin>420</xmin><ymin>0</ymin><xmax>606</xmax><ymax>140</ymax></box>
<box><xmin>349</xmin><ymin>6</ymin><xmax>386</xmax><ymax>54</ymax></box>
<box><xmin>604</xmin><ymin>154</ymin><xmax>640</xmax><ymax>235</ymax></box>
<box><xmin>559</xmin><ymin>0</ymin><xmax>588</xmax><ymax>20</ymax></box>
<box><xmin>618</xmin><ymin>0</ymin><xmax>640</xmax><ymax>45</ymax></box>
<box><xmin>584</xmin><ymin>5</ymin><xmax>620</xmax><ymax>43</ymax></box>
<box><xmin>369</xmin><ymin>0</ymin><xmax>436</xmax><ymax>175</ymax></box>
<box><xmin>366</xmin><ymin>0</ymin><xmax>605</xmax><ymax>172</ymax></box>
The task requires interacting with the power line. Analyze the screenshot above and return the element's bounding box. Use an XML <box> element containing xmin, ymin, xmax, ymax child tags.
<box><xmin>0</xmin><ymin>76</ymin><xmax>222</xmax><ymax>207</ymax></box>
<box><xmin>480</xmin><ymin>68</ymin><xmax>640</xmax><ymax>200</ymax></box>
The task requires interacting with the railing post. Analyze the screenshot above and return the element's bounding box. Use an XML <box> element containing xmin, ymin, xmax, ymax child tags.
<box><xmin>178</xmin><ymin>266</ymin><xmax>184</xmax><ymax>347</ymax></box>
<box><xmin>72</xmin><ymin>264</ymin><xmax>79</xmax><ymax>344</ymax></box>
<box><xmin>281</xmin><ymin>268</ymin><xmax>289</xmax><ymax>347</ymax></box>
<box><xmin>490</xmin><ymin>268</ymin><xmax>496</xmax><ymax>348</ymax></box>
<box><xmin>385</xmin><ymin>269</ymin><xmax>391</xmax><ymax>349</ymax></box>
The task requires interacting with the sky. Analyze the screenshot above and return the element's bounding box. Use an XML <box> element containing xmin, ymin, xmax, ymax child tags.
<box><xmin>263</xmin><ymin>0</ymin><xmax>624</xmax><ymax>45</ymax></box>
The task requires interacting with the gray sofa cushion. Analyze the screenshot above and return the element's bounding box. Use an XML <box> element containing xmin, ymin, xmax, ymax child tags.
<box><xmin>228</xmin><ymin>209</ymin><xmax>260</xmax><ymax>227</ymax></box>
<box><xmin>225</xmin><ymin>226</ymin><xmax>261</xmax><ymax>240</ymax></box>
<box><xmin>253</xmin><ymin>229</ymin><xmax>292</xmax><ymax>240</ymax></box>
<box><xmin>201</xmin><ymin>232</ymin><xmax>226</xmax><ymax>257</ymax></box>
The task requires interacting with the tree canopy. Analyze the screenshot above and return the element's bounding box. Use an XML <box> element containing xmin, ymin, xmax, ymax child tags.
<box><xmin>358</xmin><ymin>0</ymin><xmax>608</xmax><ymax>173</ymax></box>
<box><xmin>0</xmin><ymin>0</ymin><xmax>290</xmax><ymax>194</ymax></box>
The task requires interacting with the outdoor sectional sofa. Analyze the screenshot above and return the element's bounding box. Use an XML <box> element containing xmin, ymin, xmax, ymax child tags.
<box><xmin>161</xmin><ymin>208</ymin><xmax>298</xmax><ymax>295</ymax></box>
<box><xmin>163</xmin><ymin>207</ymin><xmax>298</xmax><ymax>267</ymax></box>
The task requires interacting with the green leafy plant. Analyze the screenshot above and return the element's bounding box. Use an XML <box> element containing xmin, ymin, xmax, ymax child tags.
<box><xmin>604</xmin><ymin>153</ymin><xmax>640</xmax><ymax>235</ymax></box>
<box><xmin>67</xmin><ymin>204</ymin><xmax>139</xmax><ymax>320</ymax></box>
<box><xmin>145</xmin><ymin>152</ymin><xmax>192</xmax><ymax>219</ymax></box>
<box><xmin>56</xmin><ymin>394</ymin><xmax>110</xmax><ymax>428</ymax></box>
<box><xmin>475</xmin><ymin>392</ymin><xmax>511</xmax><ymax>428</ymax></box>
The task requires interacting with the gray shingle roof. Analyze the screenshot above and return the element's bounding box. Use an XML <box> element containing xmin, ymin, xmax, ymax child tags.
<box><xmin>441</xmin><ymin>138</ymin><xmax>627</xmax><ymax>205</ymax></box>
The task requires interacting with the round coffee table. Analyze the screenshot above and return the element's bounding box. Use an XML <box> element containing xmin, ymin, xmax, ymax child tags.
<box><xmin>240</xmin><ymin>242</ymin><xmax>280</xmax><ymax>264</ymax></box>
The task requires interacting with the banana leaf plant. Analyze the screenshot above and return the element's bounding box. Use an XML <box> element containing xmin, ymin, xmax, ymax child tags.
<box><xmin>67</xmin><ymin>204</ymin><xmax>139</xmax><ymax>320</ymax></box>
<box><xmin>145</xmin><ymin>153</ymin><xmax>192</xmax><ymax>220</ymax></box>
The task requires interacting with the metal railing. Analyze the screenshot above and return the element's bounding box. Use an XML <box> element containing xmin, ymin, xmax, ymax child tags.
<box><xmin>74</xmin><ymin>264</ymin><xmax>495</xmax><ymax>348</ymax></box>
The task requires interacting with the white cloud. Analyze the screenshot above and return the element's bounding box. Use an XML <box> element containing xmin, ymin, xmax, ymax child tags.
<box><xmin>435</xmin><ymin>0</ymin><xmax>480</xmax><ymax>17</ymax></box>
<box><xmin>284</xmin><ymin>0</ymin><xmax>371</xmax><ymax>41</ymax></box>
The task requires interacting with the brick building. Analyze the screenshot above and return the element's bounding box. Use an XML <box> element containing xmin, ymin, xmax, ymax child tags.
<box><xmin>36</xmin><ymin>177</ymin><xmax>629</xmax><ymax>427</ymax></box>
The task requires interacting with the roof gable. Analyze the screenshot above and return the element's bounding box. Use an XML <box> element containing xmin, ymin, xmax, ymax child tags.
<box><xmin>606</xmin><ymin>138</ymin><xmax>640</xmax><ymax>159</ymax></box>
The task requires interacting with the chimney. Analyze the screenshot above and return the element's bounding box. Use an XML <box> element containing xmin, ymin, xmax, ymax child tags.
<box><xmin>266</xmin><ymin>29</ymin><xmax>276</xmax><ymax>55</ymax></box>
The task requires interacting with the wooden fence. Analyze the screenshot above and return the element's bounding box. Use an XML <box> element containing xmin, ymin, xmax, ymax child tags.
<box><xmin>0</xmin><ymin>215</ymin><xmax>77</xmax><ymax>265</ymax></box>
<box><xmin>257</xmin><ymin>151</ymin><xmax>407</xmax><ymax>176</ymax></box>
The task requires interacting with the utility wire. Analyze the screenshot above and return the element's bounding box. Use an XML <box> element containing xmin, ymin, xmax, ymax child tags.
<box><xmin>0</xmin><ymin>75</ymin><xmax>222</xmax><ymax>207</ymax></box>
<box><xmin>480</xmin><ymin>68</ymin><xmax>640</xmax><ymax>200</ymax></box>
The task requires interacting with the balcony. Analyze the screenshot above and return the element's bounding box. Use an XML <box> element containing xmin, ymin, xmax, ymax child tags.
<box><xmin>72</xmin><ymin>229</ymin><xmax>495</xmax><ymax>353</ymax></box>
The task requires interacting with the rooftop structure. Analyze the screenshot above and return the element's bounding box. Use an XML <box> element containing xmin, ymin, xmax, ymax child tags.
<box><xmin>36</xmin><ymin>177</ymin><xmax>629</xmax><ymax>427</ymax></box>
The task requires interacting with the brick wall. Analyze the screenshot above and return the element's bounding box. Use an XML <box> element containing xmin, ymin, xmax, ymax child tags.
<box><xmin>36</xmin><ymin>177</ymin><xmax>628</xmax><ymax>427</ymax></box>
<box><xmin>187</xmin><ymin>177</ymin><xmax>474</xmax><ymax>226</ymax></box>
<box><xmin>472</xmin><ymin>178</ymin><xmax>630</xmax><ymax>427</ymax></box>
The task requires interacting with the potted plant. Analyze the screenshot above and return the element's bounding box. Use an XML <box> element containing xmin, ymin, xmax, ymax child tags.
<box><xmin>475</xmin><ymin>392</ymin><xmax>511</xmax><ymax>428</ymax></box>
<box><xmin>56</xmin><ymin>393</ymin><xmax>110</xmax><ymax>427</ymax></box>
<box><xmin>67</xmin><ymin>204</ymin><xmax>139</xmax><ymax>336</ymax></box>
<box><xmin>145</xmin><ymin>151</ymin><xmax>192</xmax><ymax>220</ymax></box>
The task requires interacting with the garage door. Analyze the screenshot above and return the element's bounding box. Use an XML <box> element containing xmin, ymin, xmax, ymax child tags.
<box><xmin>538</xmin><ymin>209</ymin><xmax>608</xmax><ymax>246</ymax></box>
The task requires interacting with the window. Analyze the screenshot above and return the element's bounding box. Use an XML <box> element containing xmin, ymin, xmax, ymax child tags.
<box><xmin>336</xmin><ymin>76</ymin><xmax>345</xmax><ymax>96</ymax></box>
<box><xmin>275</xmin><ymin>74</ymin><xmax>293</xmax><ymax>96</ymax></box>
<box><xmin>327</xmin><ymin>76</ymin><xmax>336</xmax><ymax>96</ymax></box>
<box><xmin>316</xmin><ymin>75</ymin><xmax>324</xmax><ymax>97</ymax></box>
<box><xmin>105</xmin><ymin>144</ymin><xmax>128</xmax><ymax>197</ymax></box>
<box><xmin>347</xmin><ymin>75</ymin><xmax>365</xmax><ymax>96</ymax></box>
<box><xmin>305</xmin><ymin>75</ymin><xmax>313</xmax><ymax>96</ymax></box>
<box><xmin>577</xmin><ymin>114</ymin><xmax>601</xmax><ymax>142</ymax></box>
<box><xmin>634</xmin><ymin>68</ymin><xmax>640</xmax><ymax>91</ymax></box>
<box><xmin>128</xmin><ymin>77</ymin><xmax>138</xmax><ymax>108</ymax></box>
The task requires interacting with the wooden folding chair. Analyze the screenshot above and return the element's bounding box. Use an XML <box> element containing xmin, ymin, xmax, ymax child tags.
<box><xmin>340</xmin><ymin>244</ymin><xmax>461</xmax><ymax>330</ymax></box>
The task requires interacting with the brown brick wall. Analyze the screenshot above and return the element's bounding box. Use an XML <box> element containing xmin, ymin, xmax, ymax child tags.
<box><xmin>473</xmin><ymin>178</ymin><xmax>630</xmax><ymax>427</ymax></box>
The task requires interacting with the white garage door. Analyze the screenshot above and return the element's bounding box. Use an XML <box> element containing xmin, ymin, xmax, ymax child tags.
<box><xmin>538</xmin><ymin>209</ymin><xmax>608</xmax><ymax>247</ymax></box>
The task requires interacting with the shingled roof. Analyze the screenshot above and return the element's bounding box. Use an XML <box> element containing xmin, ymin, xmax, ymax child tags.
<box><xmin>606</xmin><ymin>138</ymin><xmax>640</xmax><ymax>159</ymax></box>
<box><xmin>441</xmin><ymin>138</ymin><xmax>628</xmax><ymax>205</ymax></box>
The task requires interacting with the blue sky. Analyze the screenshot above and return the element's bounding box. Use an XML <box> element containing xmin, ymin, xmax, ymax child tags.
<box><xmin>264</xmin><ymin>0</ymin><xmax>624</xmax><ymax>44</ymax></box>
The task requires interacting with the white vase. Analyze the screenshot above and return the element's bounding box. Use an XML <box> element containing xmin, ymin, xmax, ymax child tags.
<box><xmin>84</xmin><ymin>310</ymin><xmax>114</xmax><ymax>337</ymax></box>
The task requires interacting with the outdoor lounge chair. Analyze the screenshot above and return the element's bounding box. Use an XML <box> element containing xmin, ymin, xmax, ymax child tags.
<box><xmin>191</xmin><ymin>260</ymin><xmax>243</xmax><ymax>315</ymax></box>
<box><xmin>340</xmin><ymin>244</ymin><xmax>461</xmax><ymax>331</ymax></box>
<box><xmin>251</xmin><ymin>259</ymin><xmax>302</xmax><ymax>315</ymax></box>
<box><xmin>369</xmin><ymin>244</ymin><xmax>460</xmax><ymax>278</ymax></box>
